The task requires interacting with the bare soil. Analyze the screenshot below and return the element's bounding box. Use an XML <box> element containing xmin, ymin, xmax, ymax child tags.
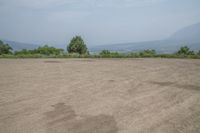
<box><xmin>0</xmin><ymin>58</ymin><xmax>200</xmax><ymax>133</ymax></box>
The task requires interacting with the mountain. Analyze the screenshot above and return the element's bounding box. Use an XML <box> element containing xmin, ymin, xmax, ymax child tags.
<box><xmin>90</xmin><ymin>40</ymin><xmax>200</xmax><ymax>54</ymax></box>
<box><xmin>90</xmin><ymin>22</ymin><xmax>200</xmax><ymax>53</ymax></box>
<box><xmin>2</xmin><ymin>40</ymin><xmax>39</xmax><ymax>51</ymax></box>
<box><xmin>169</xmin><ymin>22</ymin><xmax>200</xmax><ymax>43</ymax></box>
<box><xmin>2</xmin><ymin>22</ymin><xmax>200</xmax><ymax>53</ymax></box>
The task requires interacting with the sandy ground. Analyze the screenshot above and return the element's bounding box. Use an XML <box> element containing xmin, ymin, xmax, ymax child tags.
<box><xmin>0</xmin><ymin>58</ymin><xmax>200</xmax><ymax>133</ymax></box>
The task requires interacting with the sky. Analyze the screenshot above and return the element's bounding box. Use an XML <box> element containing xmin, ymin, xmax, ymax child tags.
<box><xmin>0</xmin><ymin>0</ymin><xmax>200</xmax><ymax>46</ymax></box>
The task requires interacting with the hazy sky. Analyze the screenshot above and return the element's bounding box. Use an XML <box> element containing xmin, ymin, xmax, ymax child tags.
<box><xmin>0</xmin><ymin>0</ymin><xmax>200</xmax><ymax>46</ymax></box>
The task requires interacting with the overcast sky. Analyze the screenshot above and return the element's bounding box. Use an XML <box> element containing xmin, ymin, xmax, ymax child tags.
<box><xmin>0</xmin><ymin>0</ymin><xmax>200</xmax><ymax>46</ymax></box>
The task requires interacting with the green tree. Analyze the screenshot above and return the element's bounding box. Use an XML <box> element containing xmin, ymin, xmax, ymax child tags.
<box><xmin>0</xmin><ymin>40</ymin><xmax>12</xmax><ymax>55</ymax></box>
<box><xmin>176</xmin><ymin>46</ymin><xmax>194</xmax><ymax>55</ymax></box>
<box><xmin>67</xmin><ymin>36</ymin><xmax>88</xmax><ymax>54</ymax></box>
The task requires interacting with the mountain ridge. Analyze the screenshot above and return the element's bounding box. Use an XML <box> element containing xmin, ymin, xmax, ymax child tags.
<box><xmin>2</xmin><ymin>40</ymin><xmax>39</xmax><ymax>51</ymax></box>
<box><xmin>2</xmin><ymin>22</ymin><xmax>200</xmax><ymax>53</ymax></box>
<box><xmin>90</xmin><ymin>22</ymin><xmax>200</xmax><ymax>53</ymax></box>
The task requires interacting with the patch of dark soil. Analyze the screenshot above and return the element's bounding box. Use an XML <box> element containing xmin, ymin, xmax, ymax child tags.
<box><xmin>44</xmin><ymin>61</ymin><xmax>62</xmax><ymax>63</ymax></box>
<box><xmin>149</xmin><ymin>81</ymin><xmax>175</xmax><ymax>86</ymax></box>
<box><xmin>150</xmin><ymin>81</ymin><xmax>200</xmax><ymax>91</ymax></box>
<box><xmin>72</xmin><ymin>59</ymin><xmax>96</xmax><ymax>62</ymax></box>
<box><xmin>108</xmin><ymin>80</ymin><xmax>115</xmax><ymax>82</ymax></box>
<box><xmin>44</xmin><ymin>103</ymin><xmax>118</xmax><ymax>133</ymax></box>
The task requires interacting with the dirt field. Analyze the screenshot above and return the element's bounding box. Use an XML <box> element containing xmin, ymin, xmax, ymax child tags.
<box><xmin>0</xmin><ymin>58</ymin><xmax>200</xmax><ymax>133</ymax></box>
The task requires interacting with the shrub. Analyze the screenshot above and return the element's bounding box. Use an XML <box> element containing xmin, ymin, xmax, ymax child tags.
<box><xmin>35</xmin><ymin>45</ymin><xmax>64</xmax><ymax>55</ymax></box>
<box><xmin>176</xmin><ymin>46</ymin><xmax>194</xmax><ymax>55</ymax></box>
<box><xmin>139</xmin><ymin>49</ymin><xmax>156</xmax><ymax>57</ymax></box>
<box><xmin>15</xmin><ymin>45</ymin><xmax>64</xmax><ymax>56</ymax></box>
<box><xmin>99</xmin><ymin>50</ymin><xmax>111</xmax><ymax>55</ymax></box>
<box><xmin>99</xmin><ymin>50</ymin><xmax>124</xmax><ymax>58</ymax></box>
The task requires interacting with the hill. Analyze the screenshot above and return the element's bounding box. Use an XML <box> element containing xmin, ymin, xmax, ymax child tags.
<box><xmin>169</xmin><ymin>22</ymin><xmax>200</xmax><ymax>43</ymax></box>
<box><xmin>2</xmin><ymin>40</ymin><xmax>38</xmax><ymax>51</ymax></box>
<box><xmin>90</xmin><ymin>22</ymin><xmax>200</xmax><ymax>53</ymax></box>
<box><xmin>2</xmin><ymin>22</ymin><xmax>200</xmax><ymax>53</ymax></box>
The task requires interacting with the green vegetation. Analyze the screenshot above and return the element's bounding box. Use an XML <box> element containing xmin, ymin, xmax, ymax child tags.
<box><xmin>0</xmin><ymin>40</ymin><xmax>12</xmax><ymax>55</ymax></box>
<box><xmin>67</xmin><ymin>36</ymin><xmax>88</xmax><ymax>55</ymax></box>
<box><xmin>176</xmin><ymin>46</ymin><xmax>195</xmax><ymax>55</ymax></box>
<box><xmin>14</xmin><ymin>45</ymin><xmax>64</xmax><ymax>57</ymax></box>
<box><xmin>99</xmin><ymin>50</ymin><xmax>123</xmax><ymax>58</ymax></box>
<box><xmin>139</xmin><ymin>49</ymin><xmax>156</xmax><ymax>57</ymax></box>
<box><xmin>96</xmin><ymin>47</ymin><xmax>200</xmax><ymax>58</ymax></box>
<box><xmin>100</xmin><ymin>50</ymin><xmax>111</xmax><ymax>55</ymax></box>
<box><xmin>0</xmin><ymin>37</ymin><xmax>200</xmax><ymax>59</ymax></box>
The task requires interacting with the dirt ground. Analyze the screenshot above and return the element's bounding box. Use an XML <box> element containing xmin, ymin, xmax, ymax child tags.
<box><xmin>0</xmin><ymin>58</ymin><xmax>200</xmax><ymax>133</ymax></box>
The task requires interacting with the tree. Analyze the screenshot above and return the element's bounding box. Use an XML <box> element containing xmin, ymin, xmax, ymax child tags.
<box><xmin>0</xmin><ymin>40</ymin><xmax>12</xmax><ymax>55</ymax></box>
<box><xmin>67</xmin><ymin>36</ymin><xmax>88</xmax><ymax>54</ymax></box>
<box><xmin>176</xmin><ymin>46</ymin><xmax>194</xmax><ymax>55</ymax></box>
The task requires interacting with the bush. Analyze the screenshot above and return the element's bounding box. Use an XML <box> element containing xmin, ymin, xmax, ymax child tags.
<box><xmin>99</xmin><ymin>50</ymin><xmax>111</xmax><ymax>56</ymax></box>
<box><xmin>176</xmin><ymin>46</ymin><xmax>194</xmax><ymax>55</ymax></box>
<box><xmin>15</xmin><ymin>45</ymin><xmax>64</xmax><ymax>56</ymax></box>
<box><xmin>34</xmin><ymin>45</ymin><xmax>64</xmax><ymax>55</ymax></box>
<box><xmin>139</xmin><ymin>49</ymin><xmax>156</xmax><ymax>57</ymax></box>
<box><xmin>99</xmin><ymin>50</ymin><xmax>124</xmax><ymax>58</ymax></box>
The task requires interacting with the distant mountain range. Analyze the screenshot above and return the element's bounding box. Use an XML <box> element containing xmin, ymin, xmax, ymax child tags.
<box><xmin>2</xmin><ymin>40</ymin><xmax>38</xmax><ymax>51</ymax></box>
<box><xmin>169</xmin><ymin>22</ymin><xmax>200</xmax><ymax>43</ymax></box>
<box><xmin>90</xmin><ymin>22</ymin><xmax>200</xmax><ymax>53</ymax></box>
<box><xmin>1</xmin><ymin>22</ymin><xmax>200</xmax><ymax>53</ymax></box>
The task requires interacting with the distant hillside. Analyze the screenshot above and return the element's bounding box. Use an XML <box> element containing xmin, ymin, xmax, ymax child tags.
<box><xmin>2</xmin><ymin>22</ymin><xmax>200</xmax><ymax>53</ymax></box>
<box><xmin>169</xmin><ymin>22</ymin><xmax>200</xmax><ymax>43</ymax></box>
<box><xmin>2</xmin><ymin>40</ymin><xmax>38</xmax><ymax>51</ymax></box>
<box><xmin>90</xmin><ymin>22</ymin><xmax>200</xmax><ymax>53</ymax></box>
<box><xmin>90</xmin><ymin>40</ymin><xmax>200</xmax><ymax>54</ymax></box>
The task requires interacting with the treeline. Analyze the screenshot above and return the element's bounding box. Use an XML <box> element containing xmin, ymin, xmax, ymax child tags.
<box><xmin>0</xmin><ymin>36</ymin><xmax>200</xmax><ymax>58</ymax></box>
<box><xmin>98</xmin><ymin>47</ymin><xmax>200</xmax><ymax>58</ymax></box>
<box><xmin>14</xmin><ymin>45</ymin><xmax>64</xmax><ymax>57</ymax></box>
